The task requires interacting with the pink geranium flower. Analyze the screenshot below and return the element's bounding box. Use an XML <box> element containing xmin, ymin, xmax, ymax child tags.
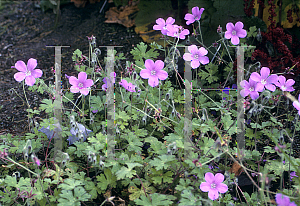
<box><xmin>240</xmin><ymin>78</ymin><xmax>263</xmax><ymax>100</ymax></box>
<box><xmin>13</xmin><ymin>58</ymin><xmax>43</xmax><ymax>86</ymax></box>
<box><xmin>224</xmin><ymin>21</ymin><xmax>247</xmax><ymax>45</ymax></box>
<box><xmin>275</xmin><ymin>75</ymin><xmax>295</xmax><ymax>92</ymax></box>
<box><xmin>102</xmin><ymin>72</ymin><xmax>116</xmax><ymax>91</ymax></box>
<box><xmin>250</xmin><ymin>67</ymin><xmax>278</xmax><ymax>92</ymax></box>
<box><xmin>119</xmin><ymin>79</ymin><xmax>136</xmax><ymax>92</ymax></box>
<box><xmin>69</xmin><ymin>72</ymin><xmax>93</xmax><ymax>95</ymax></box>
<box><xmin>293</xmin><ymin>94</ymin><xmax>300</xmax><ymax>116</ymax></box>
<box><xmin>184</xmin><ymin>7</ymin><xmax>204</xmax><ymax>25</ymax></box>
<box><xmin>140</xmin><ymin>59</ymin><xmax>168</xmax><ymax>87</ymax></box>
<box><xmin>166</xmin><ymin>24</ymin><xmax>190</xmax><ymax>40</ymax></box>
<box><xmin>275</xmin><ymin>193</ymin><xmax>297</xmax><ymax>206</ymax></box>
<box><xmin>153</xmin><ymin>17</ymin><xmax>175</xmax><ymax>35</ymax></box>
<box><xmin>200</xmin><ymin>172</ymin><xmax>228</xmax><ymax>200</ymax></box>
<box><xmin>183</xmin><ymin>45</ymin><xmax>209</xmax><ymax>69</ymax></box>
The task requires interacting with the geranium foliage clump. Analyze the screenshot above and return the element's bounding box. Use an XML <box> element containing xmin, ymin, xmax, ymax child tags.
<box><xmin>1</xmin><ymin>4</ymin><xmax>300</xmax><ymax>206</ymax></box>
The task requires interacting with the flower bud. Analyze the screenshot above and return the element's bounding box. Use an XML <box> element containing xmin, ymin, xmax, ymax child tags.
<box><xmin>116</xmin><ymin>126</ymin><xmax>120</xmax><ymax>136</ymax></box>
<box><xmin>24</xmin><ymin>152</ymin><xmax>28</xmax><ymax>160</ymax></box>
<box><xmin>165</xmin><ymin>93</ymin><xmax>170</xmax><ymax>101</ymax></box>
<box><xmin>142</xmin><ymin>116</ymin><xmax>147</xmax><ymax>125</ymax></box>
<box><xmin>132</xmin><ymin>72</ymin><xmax>137</xmax><ymax>81</ymax></box>
<box><xmin>99</xmin><ymin>160</ymin><xmax>105</xmax><ymax>169</ymax></box>
<box><xmin>94</xmin><ymin>48</ymin><xmax>101</xmax><ymax>56</ymax></box>
<box><xmin>93</xmin><ymin>155</ymin><xmax>97</xmax><ymax>165</ymax></box>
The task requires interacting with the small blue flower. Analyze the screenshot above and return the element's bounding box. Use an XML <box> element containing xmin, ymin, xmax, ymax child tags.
<box><xmin>67</xmin><ymin>123</ymin><xmax>92</xmax><ymax>145</ymax></box>
<box><xmin>39</xmin><ymin>121</ymin><xmax>91</xmax><ymax>145</ymax></box>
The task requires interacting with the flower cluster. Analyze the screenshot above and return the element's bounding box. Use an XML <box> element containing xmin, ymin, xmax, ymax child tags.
<box><xmin>240</xmin><ymin>67</ymin><xmax>295</xmax><ymax>100</ymax></box>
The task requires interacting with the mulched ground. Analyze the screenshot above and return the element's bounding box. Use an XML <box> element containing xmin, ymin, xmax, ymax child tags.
<box><xmin>0</xmin><ymin>1</ymin><xmax>144</xmax><ymax>137</ymax></box>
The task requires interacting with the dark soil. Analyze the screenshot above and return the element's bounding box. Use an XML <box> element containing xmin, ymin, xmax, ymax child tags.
<box><xmin>0</xmin><ymin>1</ymin><xmax>144</xmax><ymax>137</ymax></box>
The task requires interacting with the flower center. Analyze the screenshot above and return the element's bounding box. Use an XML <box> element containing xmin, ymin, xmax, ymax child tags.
<box><xmin>281</xmin><ymin>86</ymin><xmax>286</xmax><ymax>91</ymax></box>
<box><xmin>163</xmin><ymin>26</ymin><xmax>167</xmax><ymax>30</ymax></box>
<box><xmin>151</xmin><ymin>70</ymin><xmax>156</xmax><ymax>76</ymax></box>
<box><xmin>193</xmin><ymin>54</ymin><xmax>199</xmax><ymax>59</ymax></box>
<box><xmin>249</xmin><ymin>87</ymin><xmax>254</xmax><ymax>92</ymax></box>
<box><xmin>25</xmin><ymin>70</ymin><xmax>31</xmax><ymax>76</ymax></box>
<box><xmin>195</xmin><ymin>17</ymin><xmax>199</xmax><ymax>20</ymax></box>
<box><xmin>232</xmin><ymin>30</ymin><xmax>237</xmax><ymax>36</ymax></box>
<box><xmin>261</xmin><ymin>79</ymin><xmax>266</xmax><ymax>85</ymax></box>
<box><xmin>210</xmin><ymin>183</ymin><xmax>216</xmax><ymax>189</ymax></box>
<box><xmin>78</xmin><ymin>82</ymin><xmax>84</xmax><ymax>88</ymax></box>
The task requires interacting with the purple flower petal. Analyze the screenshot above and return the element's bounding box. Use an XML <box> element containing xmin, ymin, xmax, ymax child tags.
<box><xmin>267</xmin><ymin>74</ymin><xmax>278</xmax><ymax>84</ymax></box>
<box><xmin>208</xmin><ymin>189</ymin><xmax>219</xmax><ymax>200</ymax></box>
<box><xmin>154</xmin><ymin>60</ymin><xmax>164</xmax><ymax>71</ymax></box>
<box><xmin>14</xmin><ymin>72</ymin><xmax>26</xmax><ymax>82</ymax></box>
<box><xmin>240</xmin><ymin>80</ymin><xmax>248</xmax><ymax>88</ymax></box>
<box><xmin>224</xmin><ymin>31</ymin><xmax>232</xmax><ymax>39</ymax></box>
<box><xmin>78</xmin><ymin>72</ymin><xmax>87</xmax><ymax>82</ymax></box>
<box><xmin>25</xmin><ymin>76</ymin><xmax>36</xmax><ymax>86</ymax></box>
<box><xmin>204</xmin><ymin>172</ymin><xmax>214</xmax><ymax>183</ymax></box>
<box><xmin>240</xmin><ymin>89</ymin><xmax>250</xmax><ymax>97</ymax></box>
<box><xmin>226</xmin><ymin>22</ymin><xmax>234</xmax><ymax>32</ymax></box>
<box><xmin>70</xmin><ymin>86</ymin><xmax>79</xmax><ymax>93</ymax></box>
<box><xmin>156</xmin><ymin>70</ymin><xmax>168</xmax><ymax>80</ymax></box>
<box><xmin>188</xmin><ymin>45</ymin><xmax>198</xmax><ymax>53</ymax></box>
<box><xmin>237</xmin><ymin>29</ymin><xmax>247</xmax><ymax>38</ymax></box>
<box><xmin>250</xmin><ymin>91</ymin><xmax>259</xmax><ymax>100</ymax></box>
<box><xmin>217</xmin><ymin>183</ymin><xmax>228</xmax><ymax>193</ymax></box>
<box><xmin>198</xmin><ymin>47</ymin><xmax>208</xmax><ymax>56</ymax></box>
<box><xmin>191</xmin><ymin>60</ymin><xmax>200</xmax><ymax>68</ymax></box>
<box><xmin>155</xmin><ymin>18</ymin><xmax>165</xmax><ymax>26</ymax></box>
<box><xmin>265</xmin><ymin>84</ymin><xmax>276</xmax><ymax>92</ymax></box>
<box><xmin>140</xmin><ymin>69</ymin><xmax>151</xmax><ymax>79</ymax></box>
<box><xmin>278</xmin><ymin>76</ymin><xmax>286</xmax><ymax>85</ymax></box>
<box><xmin>80</xmin><ymin>88</ymin><xmax>89</xmax><ymax>95</ymax></box>
<box><xmin>145</xmin><ymin>59</ymin><xmax>155</xmax><ymax>70</ymax></box>
<box><xmin>199</xmin><ymin>56</ymin><xmax>209</xmax><ymax>65</ymax></box>
<box><xmin>231</xmin><ymin>35</ymin><xmax>240</xmax><ymax>45</ymax></box>
<box><xmin>285</xmin><ymin>79</ymin><xmax>295</xmax><ymax>87</ymax></box>
<box><xmin>183</xmin><ymin>53</ymin><xmax>192</xmax><ymax>61</ymax></box>
<box><xmin>14</xmin><ymin>60</ymin><xmax>27</xmax><ymax>72</ymax></box>
<box><xmin>27</xmin><ymin>58</ymin><xmax>37</xmax><ymax>71</ymax></box>
<box><xmin>184</xmin><ymin>14</ymin><xmax>195</xmax><ymax>25</ymax></box>
<box><xmin>31</xmin><ymin>69</ymin><xmax>43</xmax><ymax>78</ymax></box>
<box><xmin>166</xmin><ymin>17</ymin><xmax>175</xmax><ymax>24</ymax></box>
<box><xmin>69</xmin><ymin>76</ymin><xmax>78</xmax><ymax>86</ymax></box>
<box><xmin>255</xmin><ymin>83</ymin><xmax>264</xmax><ymax>92</ymax></box>
<box><xmin>250</xmin><ymin>72</ymin><xmax>261</xmax><ymax>82</ymax></box>
<box><xmin>260</xmin><ymin>67</ymin><xmax>270</xmax><ymax>79</ymax></box>
<box><xmin>214</xmin><ymin>173</ymin><xmax>224</xmax><ymax>183</ymax></box>
<box><xmin>148</xmin><ymin>76</ymin><xmax>159</xmax><ymax>87</ymax></box>
<box><xmin>84</xmin><ymin>79</ymin><xmax>94</xmax><ymax>88</ymax></box>
<box><xmin>200</xmin><ymin>182</ymin><xmax>211</xmax><ymax>192</ymax></box>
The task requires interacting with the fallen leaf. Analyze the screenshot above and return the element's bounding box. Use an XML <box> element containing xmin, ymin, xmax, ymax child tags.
<box><xmin>105</xmin><ymin>2</ymin><xmax>139</xmax><ymax>28</ymax></box>
<box><xmin>229</xmin><ymin>161</ymin><xmax>243</xmax><ymax>176</ymax></box>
